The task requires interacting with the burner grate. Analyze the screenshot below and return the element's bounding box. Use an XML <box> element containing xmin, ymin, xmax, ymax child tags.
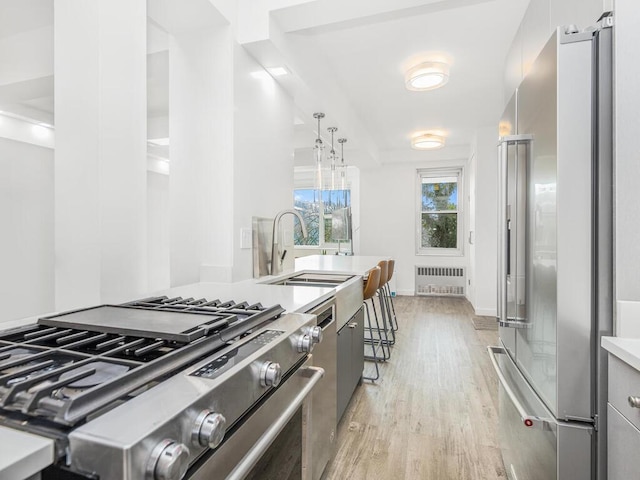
<box><xmin>0</xmin><ymin>296</ymin><xmax>284</xmax><ymax>426</ymax></box>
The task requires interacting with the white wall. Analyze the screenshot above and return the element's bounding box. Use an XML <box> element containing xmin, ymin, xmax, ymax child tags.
<box><xmin>468</xmin><ymin>126</ymin><xmax>498</xmax><ymax>316</ymax></box>
<box><xmin>613</xmin><ymin>0</ymin><xmax>640</xmax><ymax>336</ymax></box>
<box><xmin>359</xmin><ymin>159</ymin><xmax>469</xmax><ymax>296</ymax></box>
<box><xmin>0</xmin><ymin>138</ymin><xmax>54</xmax><ymax>322</ymax></box>
<box><xmin>147</xmin><ymin>171</ymin><xmax>170</xmax><ymax>292</ymax></box>
<box><xmin>504</xmin><ymin>0</ymin><xmax>607</xmax><ymax>104</ymax></box>
<box><xmin>169</xmin><ymin>25</ymin><xmax>235</xmax><ymax>286</ymax></box>
<box><xmin>231</xmin><ymin>44</ymin><xmax>296</xmax><ymax>281</ymax></box>
<box><xmin>55</xmin><ymin>0</ymin><xmax>148</xmax><ymax>310</ymax></box>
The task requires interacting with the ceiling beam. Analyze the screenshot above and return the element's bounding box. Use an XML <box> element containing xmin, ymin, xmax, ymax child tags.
<box><xmin>271</xmin><ymin>0</ymin><xmax>496</xmax><ymax>34</ymax></box>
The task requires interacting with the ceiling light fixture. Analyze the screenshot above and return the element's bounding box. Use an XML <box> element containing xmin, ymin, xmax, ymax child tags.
<box><xmin>405</xmin><ymin>61</ymin><xmax>449</xmax><ymax>91</ymax></box>
<box><xmin>411</xmin><ymin>133</ymin><xmax>445</xmax><ymax>150</ymax></box>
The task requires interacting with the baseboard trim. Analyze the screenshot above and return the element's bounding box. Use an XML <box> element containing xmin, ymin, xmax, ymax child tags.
<box><xmin>474</xmin><ymin>307</ymin><xmax>496</xmax><ymax>317</ymax></box>
<box><xmin>396</xmin><ymin>289</ymin><xmax>415</xmax><ymax>296</ymax></box>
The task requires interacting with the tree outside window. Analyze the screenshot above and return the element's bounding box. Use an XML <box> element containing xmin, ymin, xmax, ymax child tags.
<box><xmin>294</xmin><ymin>189</ymin><xmax>351</xmax><ymax>246</ymax></box>
<box><xmin>417</xmin><ymin>169</ymin><xmax>463</xmax><ymax>254</ymax></box>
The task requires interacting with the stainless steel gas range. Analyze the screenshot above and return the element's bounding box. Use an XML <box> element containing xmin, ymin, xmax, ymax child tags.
<box><xmin>0</xmin><ymin>296</ymin><xmax>325</xmax><ymax>480</ymax></box>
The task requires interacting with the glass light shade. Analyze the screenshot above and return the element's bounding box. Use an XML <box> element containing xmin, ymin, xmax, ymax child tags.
<box><xmin>405</xmin><ymin>62</ymin><xmax>450</xmax><ymax>91</ymax></box>
<box><xmin>328</xmin><ymin>149</ymin><xmax>338</xmax><ymax>190</ymax></box>
<box><xmin>411</xmin><ymin>133</ymin><xmax>445</xmax><ymax>150</ymax></box>
<box><xmin>314</xmin><ymin>139</ymin><xmax>325</xmax><ymax>191</ymax></box>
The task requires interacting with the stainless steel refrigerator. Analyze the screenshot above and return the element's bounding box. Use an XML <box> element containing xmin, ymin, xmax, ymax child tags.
<box><xmin>489</xmin><ymin>14</ymin><xmax>613</xmax><ymax>480</ymax></box>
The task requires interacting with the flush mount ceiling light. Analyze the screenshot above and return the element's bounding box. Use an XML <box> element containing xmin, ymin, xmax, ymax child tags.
<box><xmin>405</xmin><ymin>61</ymin><xmax>450</xmax><ymax>91</ymax></box>
<box><xmin>411</xmin><ymin>133</ymin><xmax>445</xmax><ymax>150</ymax></box>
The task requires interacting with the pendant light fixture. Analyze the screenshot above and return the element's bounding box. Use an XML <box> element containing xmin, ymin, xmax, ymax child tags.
<box><xmin>312</xmin><ymin>112</ymin><xmax>325</xmax><ymax>194</ymax></box>
<box><xmin>327</xmin><ymin>126</ymin><xmax>338</xmax><ymax>190</ymax></box>
<box><xmin>338</xmin><ymin>137</ymin><xmax>347</xmax><ymax>190</ymax></box>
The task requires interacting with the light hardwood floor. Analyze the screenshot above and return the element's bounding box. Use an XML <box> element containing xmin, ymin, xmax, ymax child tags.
<box><xmin>322</xmin><ymin>296</ymin><xmax>505</xmax><ymax>480</ymax></box>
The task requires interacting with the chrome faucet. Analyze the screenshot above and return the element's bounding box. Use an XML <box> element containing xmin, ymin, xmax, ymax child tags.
<box><xmin>270</xmin><ymin>209</ymin><xmax>308</xmax><ymax>275</ymax></box>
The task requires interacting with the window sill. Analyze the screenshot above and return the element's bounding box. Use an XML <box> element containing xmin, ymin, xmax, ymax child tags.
<box><xmin>416</xmin><ymin>249</ymin><xmax>464</xmax><ymax>257</ymax></box>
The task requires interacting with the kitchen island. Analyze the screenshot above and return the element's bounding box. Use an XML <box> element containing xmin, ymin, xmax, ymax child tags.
<box><xmin>0</xmin><ymin>255</ymin><xmax>389</xmax><ymax>479</ymax></box>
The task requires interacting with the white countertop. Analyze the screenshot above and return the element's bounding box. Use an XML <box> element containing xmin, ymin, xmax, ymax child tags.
<box><xmin>294</xmin><ymin>255</ymin><xmax>390</xmax><ymax>276</ymax></box>
<box><xmin>0</xmin><ymin>427</ymin><xmax>54</xmax><ymax>480</ymax></box>
<box><xmin>602</xmin><ymin>336</ymin><xmax>640</xmax><ymax>372</ymax></box>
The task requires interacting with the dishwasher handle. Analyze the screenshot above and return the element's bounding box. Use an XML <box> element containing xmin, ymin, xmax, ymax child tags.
<box><xmin>226</xmin><ymin>366</ymin><xmax>325</xmax><ymax>480</ymax></box>
<box><xmin>487</xmin><ymin>346</ymin><xmax>551</xmax><ymax>430</ymax></box>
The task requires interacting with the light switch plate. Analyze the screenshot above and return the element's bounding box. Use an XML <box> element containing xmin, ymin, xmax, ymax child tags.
<box><xmin>240</xmin><ymin>228</ymin><xmax>252</xmax><ymax>249</ymax></box>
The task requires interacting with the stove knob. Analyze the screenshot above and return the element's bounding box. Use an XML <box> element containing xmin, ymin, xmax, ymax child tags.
<box><xmin>193</xmin><ymin>410</ymin><xmax>227</xmax><ymax>449</ymax></box>
<box><xmin>309</xmin><ymin>325</ymin><xmax>323</xmax><ymax>344</ymax></box>
<box><xmin>152</xmin><ymin>440</ymin><xmax>190</xmax><ymax>480</ymax></box>
<box><xmin>260</xmin><ymin>361</ymin><xmax>282</xmax><ymax>387</ymax></box>
<box><xmin>297</xmin><ymin>334</ymin><xmax>314</xmax><ymax>353</ymax></box>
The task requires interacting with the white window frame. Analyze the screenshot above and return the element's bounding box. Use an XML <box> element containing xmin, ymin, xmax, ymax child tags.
<box><xmin>416</xmin><ymin>167</ymin><xmax>464</xmax><ymax>256</ymax></box>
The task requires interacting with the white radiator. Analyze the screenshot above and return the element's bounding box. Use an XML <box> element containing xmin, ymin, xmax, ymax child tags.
<box><xmin>415</xmin><ymin>266</ymin><xmax>466</xmax><ymax>296</ymax></box>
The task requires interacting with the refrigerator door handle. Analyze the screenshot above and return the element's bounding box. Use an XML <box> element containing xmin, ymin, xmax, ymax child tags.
<box><xmin>488</xmin><ymin>346</ymin><xmax>552</xmax><ymax>430</ymax></box>
<box><xmin>497</xmin><ymin>139</ymin><xmax>508</xmax><ymax>325</ymax></box>
<box><xmin>497</xmin><ymin>135</ymin><xmax>533</xmax><ymax>328</ymax></box>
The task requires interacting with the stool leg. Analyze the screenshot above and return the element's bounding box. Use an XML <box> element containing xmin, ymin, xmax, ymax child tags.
<box><xmin>378</xmin><ymin>288</ymin><xmax>395</xmax><ymax>346</ymax></box>
<box><xmin>362</xmin><ymin>302</ymin><xmax>380</xmax><ymax>381</ymax></box>
<box><xmin>384</xmin><ymin>283</ymin><xmax>399</xmax><ymax>331</ymax></box>
<box><xmin>370</xmin><ymin>299</ymin><xmax>391</xmax><ymax>360</ymax></box>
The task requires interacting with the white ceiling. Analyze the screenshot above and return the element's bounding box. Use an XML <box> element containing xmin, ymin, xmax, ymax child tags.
<box><xmin>0</xmin><ymin>0</ymin><xmax>51</xmax><ymax>40</ymax></box>
<box><xmin>261</xmin><ymin>0</ymin><xmax>530</xmax><ymax>166</ymax></box>
<box><xmin>306</xmin><ymin>0</ymin><xmax>528</xmax><ymax>155</ymax></box>
<box><xmin>0</xmin><ymin>0</ymin><xmax>530</xmax><ymax>166</ymax></box>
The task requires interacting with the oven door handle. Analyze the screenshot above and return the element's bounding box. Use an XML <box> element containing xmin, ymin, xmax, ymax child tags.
<box><xmin>226</xmin><ymin>366</ymin><xmax>325</xmax><ymax>480</ymax></box>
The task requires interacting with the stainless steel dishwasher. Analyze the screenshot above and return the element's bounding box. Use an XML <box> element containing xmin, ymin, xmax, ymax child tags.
<box><xmin>306</xmin><ymin>299</ymin><xmax>337</xmax><ymax>480</ymax></box>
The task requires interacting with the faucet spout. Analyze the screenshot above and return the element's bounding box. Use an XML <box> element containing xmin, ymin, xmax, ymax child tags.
<box><xmin>270</xmin><ymin>209</ymin><xmax>307</xmax><ymax>275</ymax></box>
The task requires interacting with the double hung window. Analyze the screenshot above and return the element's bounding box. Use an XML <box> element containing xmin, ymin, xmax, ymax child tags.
<box><xmin>417</xmin><ymin>168</ymin><xmax>463</xmax><ymax>255</ymax></box>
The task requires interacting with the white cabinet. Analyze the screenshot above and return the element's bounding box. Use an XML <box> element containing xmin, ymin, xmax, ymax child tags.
<box><xmin>607</xmin><ymin>404</ymin><xmax>640</xmax><ymax>479</ymax></box>
<box><xmin>607</xmin><ymin>354</ymin><xmax>640</xmax><ymax>479</ymax></box>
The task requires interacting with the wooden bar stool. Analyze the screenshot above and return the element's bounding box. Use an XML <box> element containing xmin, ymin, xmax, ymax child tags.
<box><xmin>374</xmin><ymin>260</ymin><xmax>395</xmax><ymax>349</ymax></box>
<box><xmin>362</xmin><ymin>266</ymin><xmax>386</xmax><ymax>381</ymax></box>
<box><xmin>386</xmin><ymin>259</ymin><xmax>399</xmax><ymax>332</ymax></box>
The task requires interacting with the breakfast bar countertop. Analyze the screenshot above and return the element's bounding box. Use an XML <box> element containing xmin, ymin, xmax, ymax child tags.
<box><xmin>294</xmin><ymin>255</ymin><xmax>391</xmax><ymax>277</ymax></box>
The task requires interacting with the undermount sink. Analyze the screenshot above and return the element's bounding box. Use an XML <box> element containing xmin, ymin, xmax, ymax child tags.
<box><xmin>264</xmin><ymin>272</ymin><xmax>363</xmax><ymax>330</ymax></box>
<box><xmin>268</xmin><ymin>273</ymin><xmax>354</xmax><ymax>287</ymax></box>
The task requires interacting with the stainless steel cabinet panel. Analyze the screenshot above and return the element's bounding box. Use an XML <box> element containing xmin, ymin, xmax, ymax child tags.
<box><xmin>350</xmin><ymin>308</ymin><xmax>364</xmax><ymax>392</ymax></box>
<box><xmin>336</xmin><ymin>307</ymin><xmax>364</xmax><ymax>421</ymax></box>
<box><xmin>607</xmin><ymin>403</ymin><xmax>640</xmax><ymax>480</ymax></box>
<box><xmin>514</xmin><ymin>30</ymin><xmax>595</xmax><ymax>421</ymax></box>
<box><xmin>515</xmin><ymin>31</ymin><xmax>559</xmax><ymax>417</ymax></box>
<box><xmin>307</xmin><ymin>302</ymin><xmax>337</xmax><ymax>480</ymax></box>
